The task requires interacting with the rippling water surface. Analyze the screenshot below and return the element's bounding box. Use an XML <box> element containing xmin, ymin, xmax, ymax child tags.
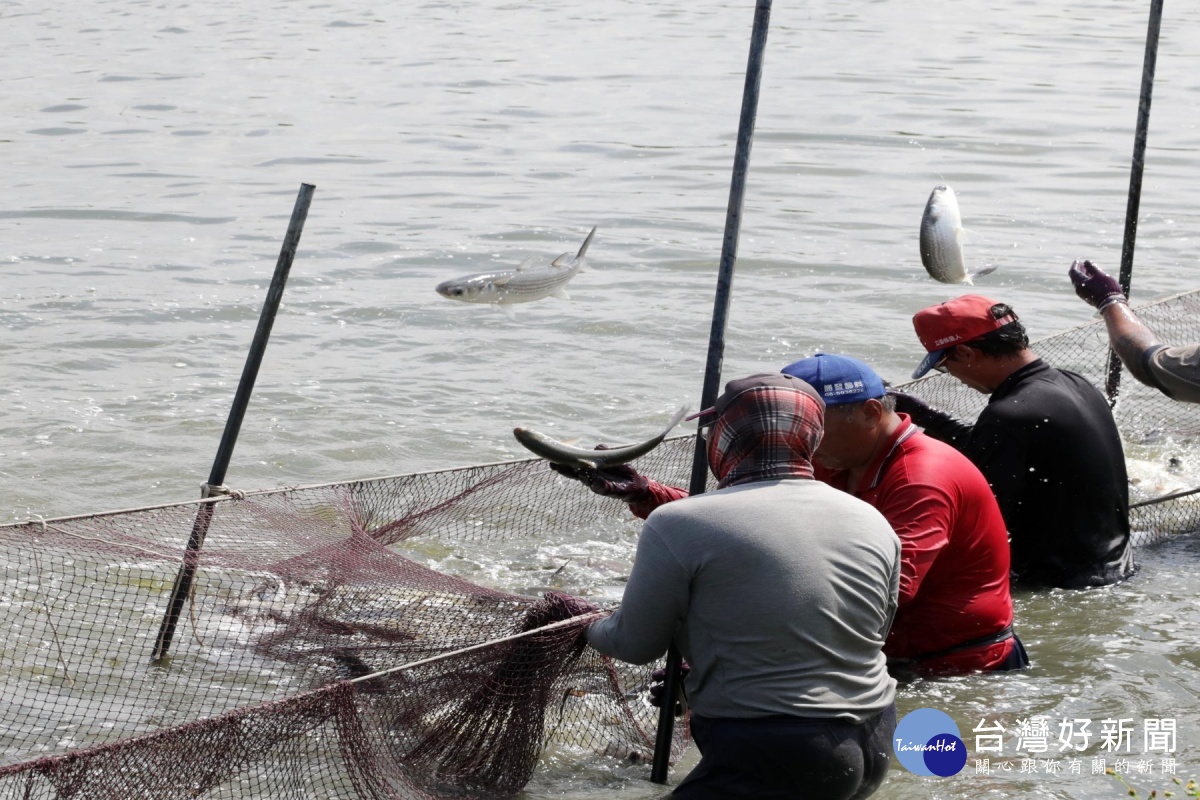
<box><xmin>5</xmin><ymin>1</ymin><xmax>1200</xmax><ymax>797</ymax></box>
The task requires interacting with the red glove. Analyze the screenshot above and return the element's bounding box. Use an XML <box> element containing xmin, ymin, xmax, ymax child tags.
<box><xmin>548</xmin><ymin>452</ymin><xmax>653</xmax><ymax>503</ymax></box>
<box><xmin>549</xmin><ymin>446</ymin><xmax>689</xmax><ymax>519</ymax></box>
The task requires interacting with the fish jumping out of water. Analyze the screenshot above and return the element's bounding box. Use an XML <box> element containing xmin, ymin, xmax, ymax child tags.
<box><xmin>513</xmin><ymin>405</ymin><xmax>689</xmax><ymax>469</ymax></box>
<box><xmin>919</xmin><ymin>185</ymin><xmax>996</xmax><ymax>285</ymax></box>
<box><xmin>436</xmin><ymin>226</ymin><xmax>597</xmax><ymax>305</ymax></box>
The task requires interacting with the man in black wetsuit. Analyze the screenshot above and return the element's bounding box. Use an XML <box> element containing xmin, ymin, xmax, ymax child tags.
<box><xmin>893</xmin><ymin>294</ymin><xmax>1136</xmax><ymax>589</ymax></box>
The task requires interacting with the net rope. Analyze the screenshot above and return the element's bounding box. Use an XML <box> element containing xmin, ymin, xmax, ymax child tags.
<box><xmin>3</xmin><ymin>290</ymin><xmax>1200</xmax><ymax>798</ymax></box>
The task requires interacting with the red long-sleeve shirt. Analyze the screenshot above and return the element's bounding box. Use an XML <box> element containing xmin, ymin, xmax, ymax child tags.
<box><xmin>815</xmin><ymin>416</ymin><xmax>1014</xmax><ymax>675</ymax></box>
<box><xmin>632</xmin><ymin>415</ymin><xmax>1015</xmax><ymax>675</ymax></box>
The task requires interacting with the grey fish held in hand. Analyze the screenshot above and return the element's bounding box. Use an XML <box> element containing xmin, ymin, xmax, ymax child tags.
<box><xmin>513</xmin><ymin>406</ymin><xmax>689</xmax><ymax>469</ymax></box>
<box><xmin>919</xmin><ymin>185</ymin><xmax>996</xmax><ymax>285</ymax></box>
<box><xmin>436</xmin><ymin>226</ymin><xmax>597</xmax><ymax>305</ymax></box>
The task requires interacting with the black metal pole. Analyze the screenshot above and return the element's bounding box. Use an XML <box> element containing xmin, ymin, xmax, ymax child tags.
<box><xmin>650</xmin><ymin>0</ymin><xmax>772</xmax><ymax>784</ymax></box>
<box><xmin>1106</xmin><ymin>0</ymin><xmax>1163</xmax><ymax>403</ymax></box>
<box><xmin>151</xmin><ymin>183</ymin><xmax>315</xmax><ymax>663</ymax></box>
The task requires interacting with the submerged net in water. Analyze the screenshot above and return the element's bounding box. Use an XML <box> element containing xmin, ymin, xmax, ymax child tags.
<box><xmin>3</xmin><ymin>290</ymin><xmax>1200</xmax><ymax>799</ymax></box>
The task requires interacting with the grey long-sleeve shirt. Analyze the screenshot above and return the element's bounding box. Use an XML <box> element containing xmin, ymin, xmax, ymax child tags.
<box><xmin>586</xmin><ymin>478</ymin><xmax>900</xmax><ymax>722</ymax></box>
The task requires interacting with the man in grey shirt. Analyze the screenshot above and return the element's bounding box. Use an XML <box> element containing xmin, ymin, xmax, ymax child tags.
<box><xmin>585</xmin><ymin>373</ymin><xmax>901</xmax><ymax>800</ymax></box>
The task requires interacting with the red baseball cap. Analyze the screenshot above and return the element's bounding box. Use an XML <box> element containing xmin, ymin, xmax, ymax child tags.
<box><xmin>911</xmin><ymin>295</ymin><xmax>1018</xmax><ymax>379</ymax></box>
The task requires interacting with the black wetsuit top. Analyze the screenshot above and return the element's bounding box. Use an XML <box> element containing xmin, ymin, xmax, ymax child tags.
<box><xmin>910</xmin><ymin>360</ymin><xmax>1136</xmax><ymax>589</ymax></box>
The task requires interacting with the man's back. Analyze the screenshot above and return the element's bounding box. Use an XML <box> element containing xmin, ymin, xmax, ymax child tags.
<box><xmin>586</xmin><ymin>478</ymin><xmax>900</xmax><ymax>722</ymax></box>
<box><xmin>969</xmin><ymin>360</ymin><xmax>1135</xmax><ymax>587</ymax></box>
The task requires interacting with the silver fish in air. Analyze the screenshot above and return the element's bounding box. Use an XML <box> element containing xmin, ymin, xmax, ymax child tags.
<box><xmin>436</xmin><ymin>226</ymin><xmax>597</xmax><ymax>305</ymax></box>
<box><xmin>919</xmin><ymin>185</ymin><xmax>996</xmax><ymax>285</ymax></box>
<box><xmin>513</xmin><ymin>406</ymin><xmax>690</xmax><ymax>469</ymax></box>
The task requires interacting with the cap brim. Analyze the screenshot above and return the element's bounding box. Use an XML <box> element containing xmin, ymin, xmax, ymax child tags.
<box><xmin>684</xmin><ymin>407</ymin><xmax>715</xmax><ymax>423</ymax></box>
<box><xmin>911</xmin><ymin>348</ymin><xmax>946</xmax><ymax>380</ymax></box>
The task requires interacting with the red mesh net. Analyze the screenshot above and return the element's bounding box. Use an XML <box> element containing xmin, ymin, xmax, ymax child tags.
<box><xmin>0</xmin><ymin>465</ymin><xmax>695</xmax><ymax>799</ymax></box>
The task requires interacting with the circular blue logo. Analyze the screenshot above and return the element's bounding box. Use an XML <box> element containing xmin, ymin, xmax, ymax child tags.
<box><xmin>893</xmin><ymin>708</ymin><xmax>968</xmax><ymax>777</ymax></box>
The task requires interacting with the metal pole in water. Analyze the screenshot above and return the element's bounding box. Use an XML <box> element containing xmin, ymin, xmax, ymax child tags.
<box><xmin>650</xmin><ymin>0</ymin><xmax>772</xmax><ymax>784</ymax></box>
<box><xmin>151</xmin><ymin>183</ymin><xmax>316</xmax><ymax>663</ymax></box>
<box><xmin>1106</xmin><ymin>0</ymin><xmax>1164</xmax><ymax>404</ymax></box>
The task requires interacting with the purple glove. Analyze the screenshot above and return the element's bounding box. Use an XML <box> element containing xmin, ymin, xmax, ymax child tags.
<box><xmin>549</xmin><ymin>447</ymin><xmax>652</xmax><ymax>502</ymax></box>
<box><xmin>888</xmin><ymin>388</ymin><xmax>957</xmax><ymax>431</ymax></box>
<box><xmin>1069</xmin><ymin>259</ymin><xmax>1126</xmax><ymax>310</ymax></box>
<box><xmin>888</xmin><ymin>388</ymin><xmax>936</xmax><ymax>418</ymax></box>
<box><xmin>648</xmin><ymin>662</ymin><xmax>691</xmax><ymax>717</ymax></box>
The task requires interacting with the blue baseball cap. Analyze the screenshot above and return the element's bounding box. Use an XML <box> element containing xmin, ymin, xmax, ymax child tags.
<box><xmin>780</xmin><ymin>353</ymin><xmax>886</xmax><ymax>406</ymax></box>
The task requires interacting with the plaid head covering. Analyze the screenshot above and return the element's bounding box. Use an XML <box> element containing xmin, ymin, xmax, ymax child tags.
<box><xmin>702</xmin><ymin>373</ymin><xmax>825</xmax><ymax>489</ymax></box>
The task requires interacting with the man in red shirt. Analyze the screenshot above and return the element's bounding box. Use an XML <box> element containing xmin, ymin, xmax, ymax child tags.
<box><xmin>784</xmin><ymin>353</ymin><xmax>1025</xmax><ymax>676</ymax></box>
<box><xmin>554</xmin><ymin>353</ymin><xmax>1027</xmax><ymax>677</ymax></box>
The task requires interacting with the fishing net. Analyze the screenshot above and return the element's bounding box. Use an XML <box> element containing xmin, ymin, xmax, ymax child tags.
<box><xmin>2</xmin><ymin>290</ymin><xmax>1200</xmax><ymax>799</ymax></box>
<box><xmin>0</xmin><ymin>447</ymin><xmax>698</xmax><ymax>800</ymax></box>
